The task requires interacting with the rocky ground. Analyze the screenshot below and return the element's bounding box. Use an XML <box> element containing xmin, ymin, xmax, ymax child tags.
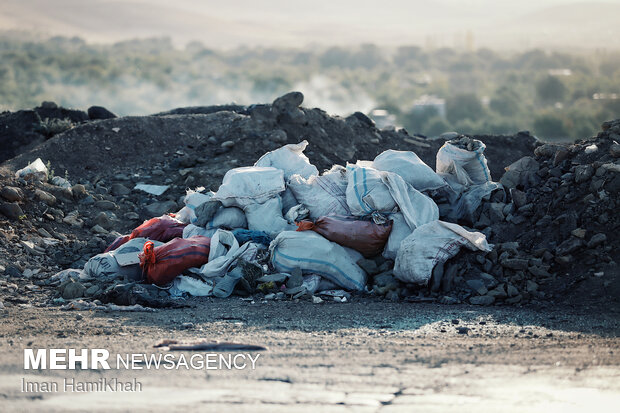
<box><xmin>0</xmin><ymin>93</ymin><xmax>618</xmax><ymax>410</ymax></box>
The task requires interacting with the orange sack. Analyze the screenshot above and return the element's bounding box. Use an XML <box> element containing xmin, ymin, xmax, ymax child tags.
<box><xmin>139</xmin><ymin>236</ymin><xmax>211</xmax><ymax>286</ymax></box>
<box><xmin>296</xmin><ymin>215</ymin><xmax>392</xmax><ymax>258</ymax></box>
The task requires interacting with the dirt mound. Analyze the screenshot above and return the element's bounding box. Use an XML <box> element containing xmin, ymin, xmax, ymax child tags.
<box><xmin>0</xmin><ymin>101</ymin><xmax>89</xmax><ymax>163</ymax></box>
<box><xmin>0</xmin><ymin>91</ymin><xmax>562</xmax><ymax>310</ymax></box>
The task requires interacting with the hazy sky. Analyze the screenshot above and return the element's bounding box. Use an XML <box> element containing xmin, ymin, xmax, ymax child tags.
<box><xmin>2</xmin><ymin>0</ymin><xmax>620</xmax><ymax>49</ymax></box>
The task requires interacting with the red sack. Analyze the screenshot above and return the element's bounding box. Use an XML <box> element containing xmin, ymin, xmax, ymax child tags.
<box><xmin>139</xmin><ymin>236</ymin><xmax>211</xmax><ymax>286</ymax></box>
<box><xmin>104</xmin><ymin>234</ymin><xmax>131</xmax><ymax>253</ymax></box>
<box><xmin>296</xmin><ymin>215</ymin><xmax>392</xmax><ymax>258</ymax></box>
<box><xmin>130</xmin><ymin>215</ymin><xmax>187</xmax><ymax>243</ymax></box>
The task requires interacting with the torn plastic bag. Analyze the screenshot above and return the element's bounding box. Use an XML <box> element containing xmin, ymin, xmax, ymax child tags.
<box><xmin>213</xmin><ymin>166</ymin><xmax>285</xmax><ymax>208</ymax></box>
<box><xmin>231</xmin><ymin>229</ymin><xmax>272</xmax><ymax>246</ymax></box>
<box><xmin>394</xmin><ymin>221</ymin><xmax>492</xmax><ymax>285</ymax></box>
<box><xmin>269</xmin><ymin>231</ymin><xmax>367</xmax><ymax>291</ymax></box>
<box><xmin>436</xmin><ymin>138</ymin><xmax>491</xmax><ymax>185</ymax></box>
<box><xmin>182</xmin><ymin>224</ymin><xmax>217</xmax><ymax>239</ymax></box>
<box><xmin>131</xmin><ymin>215</ymin><xmax>187</xmax><ymax>243</ymax></box>
<box><xmin>244</xmin><ymin>196</ymin><xmax>295</xmax><ymax>236</ymax></box>
<box><xmin>345</xmin><ymin>163</ymin><xmax>397</xmax><ymax>216</ymax></box>
<box><xmin>254</xmin><ymin>140</ymin><xmax>319</xmax><ymax>180</ymax></box>
<box><xmin>382</xmin><ymin>212</ymin><xmax>413</xmax><ymax>260</ymax></box>
<box><xmin>15</xmin><ymin>158</ymin><xmax>48</xmax><ymax>181</ymax></box>
<box><xmin>287</xmin><ymin>165</ymin><xmax>351</xmax><ymax>219</ymax></box>
<box><xmin>85</xmin><ymin>238</ymin><xmax>163</xmax><ymax>281</ymax></box>
<box><xmin>372</xmin><ymin>150</ymin><xmax>447</xmax><ymax>192</ymax></box>
<box><xmin>170</xmin><ymin>275</ymin><xmax>214</xmax><ymax>297</ymax></box>
<box><xmin>284</xmin><ymin>204</ymin><xmax>310</xmax><ymax>224</ymax></box>
<box><xmin>296</xmin><ymin>215</ymin><xmax>392</xmax><ymax>258</ymax></box>
<box><xmin>139</xmin><ymin>236</ymin><xmax>211</xmax><ymax>286</ymax></box>
<box><xmin>302</xmin><ymin>274</ymin><xmax>322</xmax><ymax>294</ymax></box>
<box><xmin>198</xmin><ymin>229</ymin><xmax>260</xmax><ymax>279</ymax></box>
<box><xmin>206</xmin><ymin>206</ymin><xmax>247</xmax><ymax>230</ymax></box>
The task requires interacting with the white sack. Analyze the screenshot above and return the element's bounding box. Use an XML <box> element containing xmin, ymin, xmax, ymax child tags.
<box><xmin>382</xmin><ymin>213</ymin><xmax>414</xmax><ymax>260</ymax></box>
<box><xmin>254</xmin><ymin>140</ymin><xmax>319</xmax><ymax>180</ymax></box>
<box><xmin>244</xmin><ymin>196</ymin><xmax>295</xmax><ymax>236</ymax></box>
<box><xmin>280</xmin><ymin>188</ymin><xmax>298</xmax><ymax>214</ymax></box>
<box><xmin>382</xmin><ymin>172</ymin><xmax>439</xmax><ymax>230</ymax></box>
<box><xmin>436</xmin><ymin>140</ymin><xmax>491</xmax><ymax>185</ymax></box>
<box><xmin>269</xmin><ymin>231</ymin><xmax>367</xmax><ymax>291</ymax></box>
<box><xmin>373</xmin><ymin>150</ymin><xmax>447</xmax><ymax>192</ymax></box>
<box><xmin>288</xmin><ymin>165</ymin><xmax>351</xmax><ymax>219</ymax></box>
<box><xmin>394</xmin><ymin>221</ymin><xmax>492</xmax><ymax>285</ymax></box>
<box><xmin>171</xmin><ymin>275</ymin><xmax>214</xmax><ymax>297</ymax></box>
<box><xmin>182</xmin><ymin>224</ymin><xmax>217</xmax><ymax>239</ymax></box>
<box><xmin>345</xmin><ymin>163</ymin><xmax>397</xmax><ymax>216</ymax></box>
<box><xmin>213</xmin><ymin>166</ymin><xmax>285</xmax><ymax>208</ymax></box>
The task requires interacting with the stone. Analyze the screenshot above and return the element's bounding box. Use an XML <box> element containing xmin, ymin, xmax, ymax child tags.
<box><xmin>500</xmin><ymin>156</ymin><xmax>539</xmax><ymax>189</ymax></box>
<box><xmin>273</xmin><ymin>91</ymin><xmax>304</xmax><ymax>111</ymax></box>
<box><xmin>587</xmin><ymin>233</ymin><xmax>607</xmax><ymax>248</ymax></box>
<box><xmin>470</xmin><ymin>295</ymin><xmax>495</xmax><ymax>306</ymax></box>
<box><xmin>182</xmin><ymin>322</ymin><xmax>194</xmax><ymax>329</ymax></box>
<box><xmin>125</xmin><ymin>212</ymin><xmax>140</xmax><ymax>220</ymax></box>
<box><xmin>0</xmin><ymin>202</ymin><xmax>24</xmax><ymax>220</ymax></box>
<box><xmin>505</xmin><ymin>294</ymin><xmax>522</xmax><ymax>304</ymax></box>
<box><xmin>488</xmin><ymin>285</ymin><xmax>507</xmax><ymax>298</ymax></box>
<box><xmin>574</xmin><ymin>165</ymin><xmax>594</xmax><ymax>183</ymax></box>
<box><xmin>144</xmin><ymin>201</ymin><xmax>177</xmax><ymax>217</ymax></box>
<box><xmin>207</xmin><ymin>136</ymin><xmax>218</xmax><ymax>144</ymax></box>
<box><xmin>488</xmin><ymin>202</ymin><xmax>505</xmax><ymax>223</ymax></box>
<box><xmin>91</xmin><ymin>225</ymin><xmax>108</xmax><ymax>234</ymax></box>
<box><xmin>510</xmin><ymin>188</ymin><xmax>527</xmax><ymax>209</ymax></box>
<box><xmin>95</xmin><ymin>200</ymin><xmax>117</xmax><ymax>210</ymax></box>
<box><xmin>526</xmin><ymin>280</ymin><xmax>538</xmax><ymax>292</ymax></box>
<box><xmin>479</xmin><ymin>272</ymin><xmax>498</xmax><ymax>288</ymax></box>
<box><xmin>62</xmin><ymin>281</ymin><xmax>85</xmax><ymax>299</ymax></box>
<box><xmin>571</xmin><ymin>228</ymin><xmax>586</xmax><ymax>239</ymax></box>
<box><xmin>555</xmin><ymin>237</ymin><xmax>583</xmax><ymax>256</ymax></box>
<box><xmin>220</xmin><ymin>140</ymin><xmax>235</xmax><ymax>149</ymax></box>
<box><xmin>1</xmin><ymin>186</ymin><xmax>23</xmax><ymax>202</ymax></box>
<box><xmin>312</xmin><ymin>296</ymin><xmax>324</xmax><ymax>304</ymax></box>
<box><xmin>466</xmin><ymin>279</ymin><xmax>488</xmax><ymax>295</ymax></box>
<box><xmin>63</xmin><ymin>211</ymin><xmax>84</xmax><ymax>228</ymax></box>
<box><xmin>501</xmin><ymin>258</ymin><xmax>529</xmax><ymax>271</ymax></box>
<box><xmin>34</xmin><ymin>189</ymin><xmax>56</xmax><ymax>205</ymax></box>
<box><xmin>507</xmin><ymin>284</ymin><xmax>519</xmax><ymax>297</ymax></box>
<box><xmin>610</xmin><ymin>144</ymin><xmax>620</xmax><ymax>158</ymax></box>
<box><xmin>111</xmin><ymin>183</ymin><xmax>131</xmax><ymax>196</ymax></box>
<box><xmin>71</xmin><ymin>184</ymin><xmax>87</xmax><ymax>199</ymax></box>
<box><xmin>528</xmin><ymin>266</ymin><xmax>551</xmax><ymax>278</ymax></box>
<box><xmin>268</xmin><ymin>130</ymin><xmax>288</xmax><ymax>143</ymax></box>
<box><xmin>80</xmin><ymin>195</ymin><xmax>95</xmax><ymax>206</ymax></box>
<box><xmin>94</xmin><ymin>211</ymin><xmax>113</xmax><ymax>229</ymax></box>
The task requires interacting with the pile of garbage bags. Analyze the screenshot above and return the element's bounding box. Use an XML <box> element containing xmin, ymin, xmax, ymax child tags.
<box><xmin>76</xmin><ymin>137</ymin><xmax>500</xmax><ymax>301</ymax></box>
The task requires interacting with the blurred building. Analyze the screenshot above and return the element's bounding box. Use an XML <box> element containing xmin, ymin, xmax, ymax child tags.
<box><xmin>410</xmin><ymin>95</ymin><xmax>446</xmax><ymax>119</ymax></box>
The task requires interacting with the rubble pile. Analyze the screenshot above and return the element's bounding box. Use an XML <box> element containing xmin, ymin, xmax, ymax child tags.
<box><xmin>0</xmin><ymin>92</ymin><xmax>617</xmax><ymax>310</ymax></box>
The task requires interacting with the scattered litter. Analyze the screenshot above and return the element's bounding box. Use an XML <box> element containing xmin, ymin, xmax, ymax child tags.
<box><xmin>134</xmin><ymin>183</ymin><xmax>170</xmax><ymax>196</ymax></box>
<box><xmin>15</xmin><ymin>158</ymin><xmax>48</xmax><ymax>181</ymax></box>
<box><xmin>61</xmin><ymin>300</ymin><xmax>155</xmax><ymax>312</ymax></box>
